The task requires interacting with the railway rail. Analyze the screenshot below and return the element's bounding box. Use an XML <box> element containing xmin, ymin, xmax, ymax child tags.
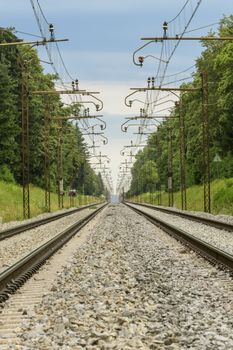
<box><xmin>126</xmin><ymin>201</ymin><xmax>233</xmax><ymax>232</ymax></box>
<box><xmin>0</xmin><ymin>202</ymin><xmax>102</xmax><ymax>241</ymax></box>
<box><xmin>125</xmin><ymin>202</ymin><xmax>233</xmax><ymax>272</ymax></box>
<box><xmin>1</xmin><ymin>204</ymin><xmax>233</xmax><ymax>349</ymax></box>
<box><xmin>0</xmin><ymin>202</ymin><xmax>107</xmax><ymax>302</ymax></box>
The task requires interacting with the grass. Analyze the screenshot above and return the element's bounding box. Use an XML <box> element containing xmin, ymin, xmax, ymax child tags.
<box><xmin>0</xmin><ymin>181</ymin><xmax>101</xmax><ymax>223</ymax></box>
<box><xmin>129</xmin><ymin>178</ymin><xmax>233</xmax><ymax>216</ymax></box>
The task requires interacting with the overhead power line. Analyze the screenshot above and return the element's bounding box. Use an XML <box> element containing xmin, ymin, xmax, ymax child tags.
<box><xmin>36</xmin><ymin>0</ymin><xmax>49</xmax><ymax>25</ymax></box>
<box><xmin>168</xmin><ymin>0</ymin><xmax>190</xmax><ymax>24</ymax></box>
<box><xmin>177</xmin><ymin>22</ymin><xmax>219</xmax><ymax>35</ymax></box>
<box><xmin>55</xmin><ymin>42</ymin><xmax>75</xmax><ymax>81</ymax></box>
<box><xmin>157</xmin><ymin>64</ymin><xmax>196</xmax><ymax>79</ymax></box>
<box><xmin>15</xmin><ymin>30</ymin><xmax>44</xmax><ymax>38</ymax></box>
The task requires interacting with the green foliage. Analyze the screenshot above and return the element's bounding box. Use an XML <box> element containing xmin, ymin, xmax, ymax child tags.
<box><xmin>131</xmin><ymin>178</ymin><xmax>233</xmax><ymax>216</ymax></box>
<box><xmin>0</xmin><ymin>165</ymin><xmax>15</xmax><ymax>183</ymax></box>
<box><xmin>139</xmin><ymin>160</ymin><xmax>158</xmax><ymax>192</ymax></box>
<box><xmin>0</xmin><ymin>30</ymin><xmax>21</xmax><ymax>177</ymax></box>
<box><xmin>213</xmin><ymin>179</ymin><xmax>233</xmax><ymax>214</ymax></box>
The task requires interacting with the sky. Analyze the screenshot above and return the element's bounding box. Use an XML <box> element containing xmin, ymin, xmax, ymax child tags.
<box><xmin>1</xmin><ymin>0</ymin><xmax>232</xmax><ymax>193</ymax></box>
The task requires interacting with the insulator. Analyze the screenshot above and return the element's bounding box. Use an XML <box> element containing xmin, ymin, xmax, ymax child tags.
<box><xmin>151</xmin><ymin>77</ymin><xmax>155</xmax><ymax>87</ymax></box>
<box><xmin>163</xmin><ymin>21</ymin><xmax>168</xmax><ymax>32</ymax></box>
<box><xmin>49</xmin><ymin>24</ymin><xmax>54</xmax><ymax>33</ymax></box>
<box><xmin>138</xmin><ymin>56</ymin><xmax>144</xmax><ymax>67</ymax></box>
<box><xmin>147</xmin><ymin>77</ymin><xmax>151</xmax><ymax>88</ymax></box>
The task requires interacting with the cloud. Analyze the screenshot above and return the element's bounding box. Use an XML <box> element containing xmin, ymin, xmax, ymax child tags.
<box><xmin>78</xmin><ymin>80</ymin><xmax>146</xmax><ymax>116</ymax></box>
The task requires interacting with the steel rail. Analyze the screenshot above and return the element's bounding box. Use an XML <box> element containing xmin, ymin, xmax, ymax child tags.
<box><xmin>0</xmin><ymin>202</ymin><xmax>103</xmax><ymax>241</ymax></box>
<box><xmin>125</xmin><ymin>202</ymin><xmax>233</xmax><ymax>272</ymax></box>
<box><xmin>0</xmin><ymin>203</ymin><xmax>107</xmax><ymax>301</ymax></box>
<box><xmin>125</xmin><ymin>201</ymin><xmax>233</xmax><ymax>232</ymax></box>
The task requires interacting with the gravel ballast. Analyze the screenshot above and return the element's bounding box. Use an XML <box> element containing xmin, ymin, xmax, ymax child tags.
<box><xmin>138</xmin><ymin>203</ymin><xmax>233</xmax><ymax>225</ymax></box>
<box><xmin>130</xmin><ymin>203</ymin><xmax>233</xmax><ymax>256</ymax></box>
<box><xmin>0</xmin><ymin>206</ymin><xmax>101</xmax><ymax>273</ymax></box>
<box><xmin>0</xmin><ymin>207</ymin><xmax>79</xmax><ymax>232</ymax></box>
<box><xmin>11</xmin><ymin>204</ymin><xmax>233</xmax><ymax>350</ymax></box>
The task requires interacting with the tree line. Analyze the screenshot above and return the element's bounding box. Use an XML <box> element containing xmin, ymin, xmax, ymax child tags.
<box><xmin>0</xmin><ymin>29</ymin><xmax>105</xmax><ymax>197</ymax></box>
<box><xmin>128</xmin><ymin>16</ymin><xmax>233</xmax><ymax>197</ymax></box>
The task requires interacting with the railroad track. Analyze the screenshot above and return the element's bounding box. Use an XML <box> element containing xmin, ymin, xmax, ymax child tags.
<box><xmin>0</xmin><ymin>202</ymin><xmax>102</xmax><ymax>241</ymax></box>
<box><xmin>125</xmin><ymin>202</ymin><xmax>233</xmax><ymax>272</ymax></box>
<box><xmin>126</xmin><ymin>201</ymin><xmax>233</xmax><ymax>232</ymax></box>
<box><xmin>0</xmin><ymin>203</ymin><xmax>107</xmax><ymax>302</ymax></box>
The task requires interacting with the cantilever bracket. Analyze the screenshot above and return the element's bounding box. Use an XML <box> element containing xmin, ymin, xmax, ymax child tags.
<box><xmin>124</xmin><ymin>90</ymin><xmax>139</xmax><ymax>107</ymax></box>
<box><xmin>121</xmin><ymin>119</ymin><xmax>132</xmax><ymax>132</ymax></box>
<box><xmin>99</xmin><ymin>134</ymin><xmax>108</xmax><ymax>145</ymax></box>
<box><xmin>132</xmin><ymin>40</ymin><xmax>162</xmax><ymax>67</ymax></box>
<box><xmin>89</xmin><ymin>94</ymin><xmax>104</xmax><ymax>111</ymax></box>
<box><xmin>95</xmin><ymin>117</ymin><xmax>106</xmax><ymax>130</ymax></box>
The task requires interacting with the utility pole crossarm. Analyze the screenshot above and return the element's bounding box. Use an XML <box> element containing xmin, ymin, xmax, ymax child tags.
<box><xmin>141</xmin><ymin>36</ymin><xmax>233</xmax><ymax>41</ymax></box>
<box><xmin>126</xmin><ymin>115</ymin><xmax>178</xmax><ymax>120</ymax></box>
<box><xmin>32</xmin><ymin>90</ymin><xmax>100</xmax><ymax>95</ymax></box>
<box><xmin>32</xmin><ymin>90</ymin><xmax>85</xmax><ymax>95</ymax></box>
<box><xmin>0</xmin><ymin>38</ymin><xmax>69</xmax><ymax>47</ymax></box>
<box><xmin>130</xmin><ymin>87</ymin><xmax>200</xmax><ymax>92</ymax></box>
<box><xmin>51</xmin><ymin>115</ymin><xmax>103</xmax><ymax>120</ymax></box>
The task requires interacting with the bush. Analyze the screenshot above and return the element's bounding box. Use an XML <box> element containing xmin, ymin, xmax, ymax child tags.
<box><xmin>0</xmin><ymin>165</ymin><xmax>15</xmax><ymax>183</ymax></box>
<box><xmin>211</xmin><ymin>179</ymin><xmax>233</xmax><ymax>214</ymax></box>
